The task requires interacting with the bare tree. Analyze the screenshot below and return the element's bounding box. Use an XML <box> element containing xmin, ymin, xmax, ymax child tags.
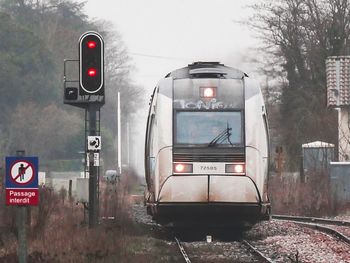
<box><xmin>7</xmin><ymin>102</ymin><xmax>82</xmax><ymax>159</ymax></box>
<box><xmin>248</xmin><ymin>0</ymin><xmax>343</xmax><ymax>168</ymax></box>
<box><xmin>96</xmin><ymin>20</ymin><xmax>144</xmax><ymax>168</ymax></box>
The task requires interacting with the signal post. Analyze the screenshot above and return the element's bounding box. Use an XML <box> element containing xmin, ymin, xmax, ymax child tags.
<box><xmin>64</xmin><ymin>32</ymin><xmax>104</xmax><ymax>228</ymax></box>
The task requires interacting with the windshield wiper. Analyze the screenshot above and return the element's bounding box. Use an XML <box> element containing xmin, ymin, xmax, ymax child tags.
<box><xmin>208</xmin><ymin>123</ymin><xmax>233</xmax><ymax>147</ymax></box>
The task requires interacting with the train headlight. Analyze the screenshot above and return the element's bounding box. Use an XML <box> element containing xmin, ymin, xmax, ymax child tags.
<box><xmin>200</xmin><ymin>87</ymin><xmax>217</xmax><ymax>98</ymax></box>
<box><xmin>173</xmin><ymin>163</ymin><xmax>193</xmax><ymax>173</ymax></box>
<box><xmin>225</xmin><ymin>163</ymin><xmax>245</xmax><ymax>174</ymax></box>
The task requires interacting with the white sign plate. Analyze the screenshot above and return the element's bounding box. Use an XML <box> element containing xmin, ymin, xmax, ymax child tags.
<box><xmin>193</xmin><ymin>162</ymin><xmax>225</xmax><ymax>174</ymax></box>
<box><xmin>93</xmin><ymin>153</ymin><xmax>100</xmax><ymax>166</ymax></box>
<box><xmin>87</xmin><ymin>136</ymin><xmax>101</xmax><ymax>150</ymax></box>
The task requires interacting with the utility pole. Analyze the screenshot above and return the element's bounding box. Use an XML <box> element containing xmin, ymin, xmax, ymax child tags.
<box><xmin>117</xmin><ymin>92</ymin><xmax>122</xmax><ymax>175</ymax></box>
<box><xmin>88</xmin><ymin>104</ymin><xmax>98</xmax><ymax>227</ymax></box>
<box><xmin>16</xmin><ymin>150</ymin><xmax>27</xmax><ymax>263</ymax></box>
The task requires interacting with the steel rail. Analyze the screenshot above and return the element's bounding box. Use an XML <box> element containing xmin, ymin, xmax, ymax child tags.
<box><xmin>242</xmin><ymin>240</ymin><xmax>275</xmax><ymax>263</ymax></box>
<box><xmin>175</xmin><ymin>237</ymin><xmax>191</xmax><ymax>263</ymax></box>
<box><xmin>272</xmin><ymin>214</ymin><xmax>350</xmax><ymax>227</ymax></box>
<box><xmin>297</xmin><ymin>222</ymin><xmax>350</xmax><ymax>246</ymax></box>
<box><xmin>273</xmin><ymin>216</ymin><xmax>350</xmax><ymax>246</ymax></box>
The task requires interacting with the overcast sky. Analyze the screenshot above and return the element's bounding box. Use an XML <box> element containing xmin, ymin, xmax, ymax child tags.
<box><xmin>83</xmin><ymin>0</ymin><xmax>260</xmax><ymax>91</ymax></box>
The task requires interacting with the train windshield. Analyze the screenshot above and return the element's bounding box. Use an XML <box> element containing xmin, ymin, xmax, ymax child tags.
<box><xmin>175</xmin><ymin>111</ymin><xmax>242</xmax><ymax>145</ymax></box>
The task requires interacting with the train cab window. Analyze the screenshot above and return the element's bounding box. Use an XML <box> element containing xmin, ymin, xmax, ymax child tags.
<box><xmin>175</xmin><ymin>111</ymin><xmax>242</xmax><ymax>145</ymax></box>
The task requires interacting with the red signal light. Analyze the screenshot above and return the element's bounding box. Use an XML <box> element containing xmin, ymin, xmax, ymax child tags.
<box><xmin>87</xmin><ymin>68</ymin><xmax>97</xmax><ymax>77</ymax></box>
<box><xmin>79</xmin><ymin>32</ymin><xmax>104</xmax><ymax>95</ymax></box>
<box><xmin>87</xmin><ymin>41</ymin><xmax>97</xmax><ymax>49</ymax></box>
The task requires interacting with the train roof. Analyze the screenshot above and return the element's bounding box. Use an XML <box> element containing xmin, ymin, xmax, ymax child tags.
<box><xmin>165</xmin><ymin>62</ymin><xmax>248</xmax><ymax>79</ymax></box>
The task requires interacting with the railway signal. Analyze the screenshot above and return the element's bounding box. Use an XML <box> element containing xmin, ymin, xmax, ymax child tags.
<box><xmin>63</xmin><ymin>31</ymin><xmax>106</xmax><ymax>228</ymax></box>
<box><xmin>79</xmin><ymin>31</ymin><xmax>104</xmax><ymax>96</ymax></box>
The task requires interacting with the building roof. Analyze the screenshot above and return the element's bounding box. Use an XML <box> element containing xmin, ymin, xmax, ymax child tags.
<box><xmin>302</xmin><ymin>141</ymin><xmax>335</xmax><ymax>148</ymax></box>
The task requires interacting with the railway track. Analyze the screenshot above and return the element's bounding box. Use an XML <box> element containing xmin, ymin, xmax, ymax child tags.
<box><xmin>133</xmin><ymin>202</ymin><xmax>350</xmax><ymax>262</ymax></box>
<box><xmin>175</xmin><ymin>237</ymin><xmax>192</xmax><ymax>263</ymax></box>
<box><xmin>273</xmin><ymin>214</ymin><xmax>350</xmax><ymax>246</ymax></box>
<box><xmin>272</xmin><ymin>214</ymin><xmax>350</xmax><ymax>226</ymax></box>
<box><xmin>174</xmin><ymin>236</ymin><xmax>275</xmax><ymax>263</ymax></box>
<box><xmin>171</xmin><ymin>216</ymin><xmax>350</xmax><ymax>262</ymax></box>
<box><xmin>241</xmin><ymin>239</ymin><xmax>274</xmax><ymax>263</ymax></box>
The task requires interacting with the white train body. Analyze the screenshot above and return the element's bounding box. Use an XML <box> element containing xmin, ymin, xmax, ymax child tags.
<box><xmin>144</xmin><ymin>62</ymin><xmax>270</xmax><ymax>225</ymax></box>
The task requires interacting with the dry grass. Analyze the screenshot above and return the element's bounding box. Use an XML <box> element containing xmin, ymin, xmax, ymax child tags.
<box><xmin>0</xmin><ymin>168</ymin><xmax>181</xmax><ymax>262</ymax></box>
<box><xmin>269</xmin><ymin>169</ymin><xmax>333</xmax><ymax>216</ymax></box>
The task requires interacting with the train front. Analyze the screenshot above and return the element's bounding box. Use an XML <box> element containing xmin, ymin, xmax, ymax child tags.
<box><xmin>146</xmin><ymin>63</ymin><xmax>270</xmax><ymax>226</ymax></box>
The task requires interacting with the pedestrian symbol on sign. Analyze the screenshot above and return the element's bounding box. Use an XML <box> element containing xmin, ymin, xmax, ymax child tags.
<box><xmin>18</xmin><ymin>164</ymin><xmax>26</xmax><ymax>181</ymax></box>
<box><xmin>10</xmin><ymin>161</ymin><xmax>35</xmax><ymax>185</ymax></box>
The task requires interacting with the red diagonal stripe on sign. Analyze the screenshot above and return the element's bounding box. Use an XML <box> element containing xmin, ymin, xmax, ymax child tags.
<box><xmin>13</xmin><ymin>164</ymin><xmax>30</xmax><ymax>181</ymax></box>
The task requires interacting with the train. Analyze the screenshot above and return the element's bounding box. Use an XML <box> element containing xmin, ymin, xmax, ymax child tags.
<box><xmin>144</xmin><ymin>62</ymin><xmax>270</xmax><ymax>226</ymax></box>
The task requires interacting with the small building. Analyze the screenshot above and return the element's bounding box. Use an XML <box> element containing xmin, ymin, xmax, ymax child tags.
<box><xmin>46</xmin><ymin>171</ymin><xmax>84</xmax><ymax>197</ymax></box>
<box><xmin>302</xmin><ymin>141</ymin><xmax>335</xmax><ymax>173</ymax></box>
<box><xmin>330</xmin><ymin>162</ymin><xmax>350</xmax><ymax>207</ymax></box>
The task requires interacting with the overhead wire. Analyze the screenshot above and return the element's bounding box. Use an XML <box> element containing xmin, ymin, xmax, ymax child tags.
<box><xmin>129</xmin><ymin>52</ymin><xmax>189</xmax><ymax>61</ymax></box>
